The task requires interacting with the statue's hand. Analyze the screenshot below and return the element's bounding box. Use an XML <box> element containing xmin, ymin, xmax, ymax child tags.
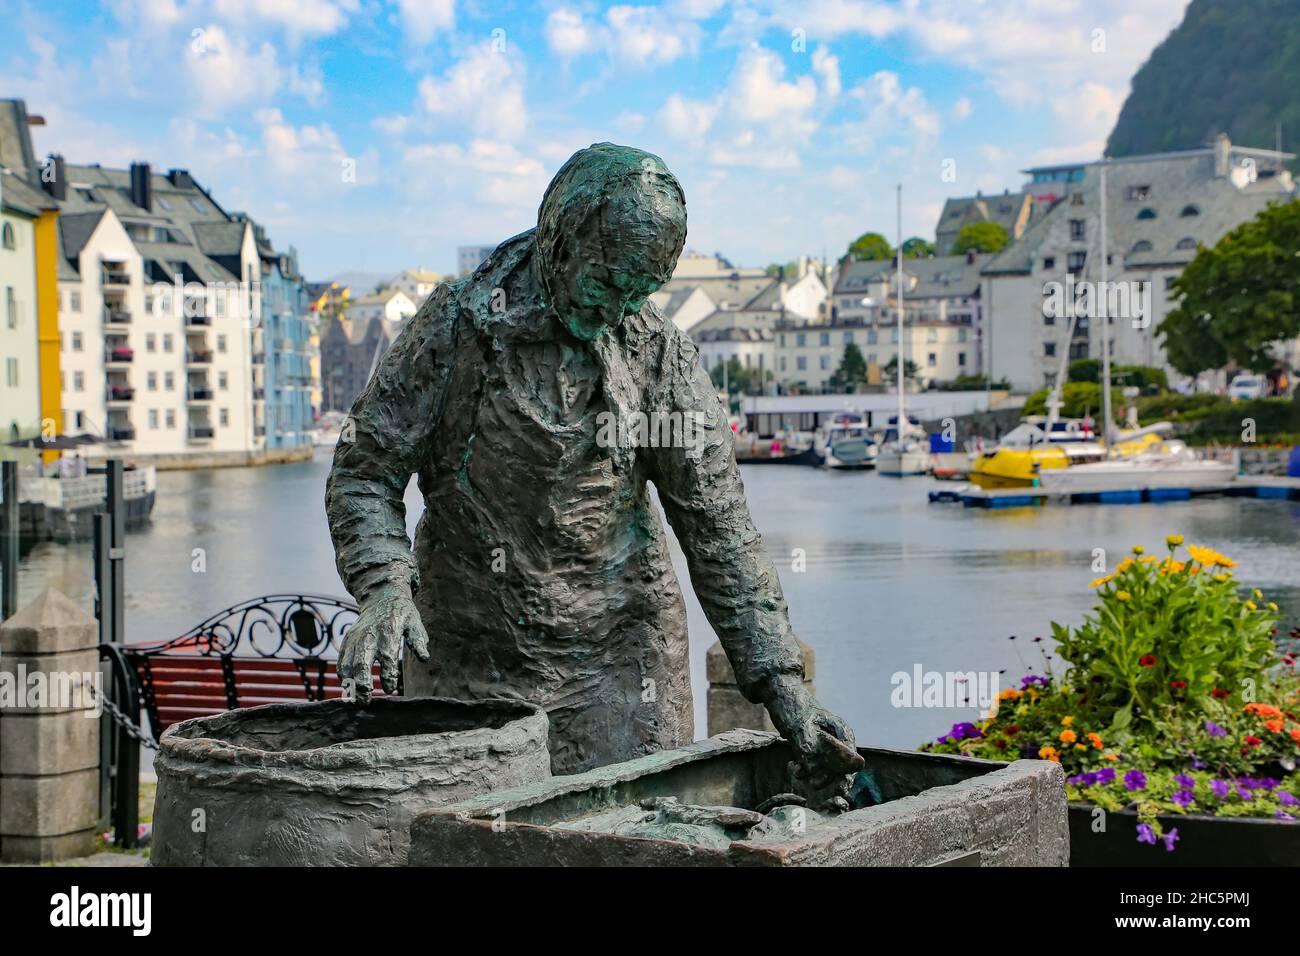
<box><xmin>764</xmin><ymin>676</ymin><xmax>865</xmax><ymax>811</ymax></box>
<box><xmin>338</xmin><ymin>583</ymin><xmax>430</xmax><ymax>702</ymax></box>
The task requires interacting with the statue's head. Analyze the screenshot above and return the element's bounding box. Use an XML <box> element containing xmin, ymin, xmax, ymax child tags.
<box><xmin>536</xmin><ymin>143</ymin><xmax>686</xmax><ymax>341</ymax></box>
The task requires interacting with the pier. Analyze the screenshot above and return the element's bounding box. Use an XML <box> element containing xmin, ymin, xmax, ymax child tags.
<box><xmin>930</xmin><ymin>476</ymin><xmax>1300</xmax><ymax>508</ymax></box>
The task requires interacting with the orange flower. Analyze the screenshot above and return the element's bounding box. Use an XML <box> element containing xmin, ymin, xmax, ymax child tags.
<box><xmin>1104</xmin><ymin>753</ymin><xmax>1119</xmax><ymax>761</ymax></box>
<box><xmin>1291</xmin><ymin>727</ymin><xmax>1300</xmax><ymax>745</ymax></box>
<box><xmin>1059</xmin><ymin>729</ymin><xmax>1077</xmax><ymax>744</ymax></box>
<box><xmin>1038</xmin><ymin>746</ymin><xmax>1060</xmax><ymax>763</ymax></box>
<box><xmin>1087</xmin><ymin>732</ymin><xmax>1104</xmax><ymax>749</ymax></box>
<box><xmin>1266</xmin><ymin>720</ymin><xmax>1285</xmax><ymax>734</ymax></box>
<box><xmin>1246</xmin><ymin>703</ymin><xmax>1284</xmax><ymax>719</ymax></box>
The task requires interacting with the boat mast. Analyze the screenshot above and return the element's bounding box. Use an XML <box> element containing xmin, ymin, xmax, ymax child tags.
<box><xmin>1099</xmin><ymin>158</ymin><xmax>1113</xmax><ymax>447</ymax></box>
<box><xmin>896</xmin><ymin>183</ymin><xmax>905</xmax><ymax>435</ymax></box>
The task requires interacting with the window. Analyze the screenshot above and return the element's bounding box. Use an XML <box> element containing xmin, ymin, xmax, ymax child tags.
<box><xmin>958</xmin><ymin>352</ymin><xmax>967</xmax><ymax>367</ymax></box>
<box><xmin>156</xmin><ymin>197</ymin><xmax>173</xmax><ymax>211</ymax></box>
<box><xmin>958</xmin><ymin>329</ymin><xmax>968</xmax><ymax>343</ymax></box>
<box><xmin>218</xmin><ymin>371</ymin><xmax>228</xmax><ymax>390</ymax></box>
<box><xmin>70</xmin><ymin>291</ymin><xmax>81</xmax><ymax>312</ymax></box>
<box><xmin>795</xmin><ymin>333</ymin><xmax>806</xmax><ymax>347</ymax></box>
<box><xmin>927</xmin><ymin>353</ymin><xmax>937</xmax><ymax>367</ymax></box>
<box><xmin>72</xmin><ymin>331</ymin><xmax>83</xmax><ymax>351</ymax></box>
<box><xmin>1043</xmin><ymin>256</ymin><xmax>1056</xmax><ymax>270</ymax></box>
<box><xmin>819</xmin><ymin>332</ymin><xmax>830</xmax><ymax>346</ymax></box>
<box><xmin>1126</xmin><ymin>186</ymin><xmax>1151</xmax><ymax>201</ymax></box>
<box><xmin>1069</xmin><ymin>220</ymin><xmax>1085</xmax><ymax>241</ymax></box>
<box><xmin>74</xmin><ymin>371</ymin><xmax>84</xmax><ymax>391</ymax></box>
<box><xmin>146</xmin><ymin>333</ymin><xmax>156</xmax><ymax>352</ymax></box>
<box><xmin>1130</xmin><ymin>240</ymin><xmax>1153</xmax><ymax>254</ymax></box>
<box><xmin>867</xmin><ymin>353</ymin><xmax>877</xmax><ymax>365</ymax></box>
<box><xmin>6</xmin><ymin>287</ymin><xmax>15</xmax><ymax>328</ymax></box>
<box><xmin>148</xmin><ymin>409</ymin><xmax>158</xmax><ymax>429</ymax></box>
<box><xmin>165</xmin><ymin>372</ymin><xmax>174</xmax><ymax>391</ymax></box>
<box><xmin>165</xmin><ymin>409</ymin><xmax>175</xmax><ymax>428</ymax></box>
<box><xmin>1044</xmin><ymin>311</ymin><xmax>1055</xmax><ymax>326</ymax></box>
<box><xmin>820</xmin><ymin>355</ymin><xmax>830</xmax><ymax>370</ymax></box>
<box><xmin>1136</xmin><ymin>208</ymin><xmax>1157</xmax><ymax>220</ymax></box>
<box><xmin>1067</xmin><ymin>252</ymin><xmax>1086</xmax><ymax>273</ymax></box>
<box><xmin>1180</xmin><ymin>205</ymin><xmax>1200</xmax><ymax>217</ymax></box>
<box><xmin>147</xmin><ymin>371</ymin><xmax>157</xmax><ymax>391</ymax></box>
<box><xmin>778</xmin><ymin>334</ymin><xmax>786</xmax><ymax>347</ymax></box>
<box><xmin>796</xmin><ymin>356</ymin><xmax>807</xmax><ymax>371</ymax></box>
<box><xmin>779</xmin><ymin>357</ymin><xmax>787</xmax><ymax>371</ymax></box>
<box><xmin>217</xmin><ymin>334</ymin><xmax>227</xmax><ymax>353</ymax></box>
<box><xmin>163</xmin><ymin>334</ymin><xmax>173</xmax><ymax>353</ymax></box>
<box><xmin>1</xmin><ymin>223</ymin><xmax>14</xmax><ymax>249</ymax></box>
<box><xmin>188</xmin><ymin>198</ymin><xmax>206</xmax><ymax>213</ymax></box>
<box><xmin>4</xmin><ymin>357</ymin><xmax>16</xmax><ymax>386</ymax></box>
<box><xmin>867</xmin><ymin>330</ymin><xmax>878</xmax><ymax>345</ymax></box>
<box><xmin>1165</xmin><ymin>276</ymin><xmax>1177</xmax><ymax>291</ymax></box>
<box><xmin>843</xmin><ymin>331</ymin><xmax>853</xmax><ymax>344</ymax></box>
<box><xmin>1176</xmin><ymin>237</ymin><xmax>1197</xmax><ymax>251</ymax></box>
<box><xmin>219</xmin><ymin>408</ymin><xmax>229</xmax><ymax>427</ymax></box>
<box><xmin>890</xmin><ymin>330</ymin><xmax>899</xmax><ymax>344</ymax></box>
<box><xmin>1070</xmin><ymin>192</ymin><xmax>1084</xmax><ymax>206</ymax></box>
<box><xmin>1044</xmin><ymin>342</ymin><xmax>1057</xmax><ymax>357</ymax></box>
<box><xmin>926</xmin><ymin>328</ymin><xmax>938</xmax><ymax>343</ymax></box>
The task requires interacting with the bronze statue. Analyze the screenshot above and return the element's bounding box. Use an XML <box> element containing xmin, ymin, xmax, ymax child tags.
<box><xmin>326</xmin><ymin>143</ymin><xmax>862</xmax><ymax>805</ymax></box>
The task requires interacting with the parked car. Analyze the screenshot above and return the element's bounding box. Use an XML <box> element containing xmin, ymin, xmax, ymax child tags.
<box><xmin>1227</xmin><ymin>374</ymin><xmax>1267</xmax><ymax>401</ymax></box>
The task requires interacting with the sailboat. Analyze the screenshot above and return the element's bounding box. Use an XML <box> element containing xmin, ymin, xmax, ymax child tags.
<box><xmin>875</xmin><ymin>183</ymin><xmax>932</xmax><ymax>477</ymax></box>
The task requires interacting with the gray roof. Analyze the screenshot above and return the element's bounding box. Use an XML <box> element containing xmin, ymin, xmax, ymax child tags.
<box><xmin>935</xmin><ymin>191</ymin><xmax>1033</xmax><ymax>253</ymax></box>
<box><xmin>656</xmin><ymin>273</ymin><xmax>776</xmax><ymax>311</ymax></box>
<box><xmin>56</xmin><ymin>211</ymin><xmax>108</xmax><ymax>271</ymax></box>
<box><xmin>692</xmin><ymin>327</ymin><xmax>773</xmax><ymax>342</ymax></box>
<box><xmin>982</xmin><ymin>143</ymin><xmax>1295</xmax><ymax>277</ymax></box>
<box><xmin>0</xmin><ymin>170</ymin><xmax>54</xmax><ymax>217</ymax></box>
<box><xmin>834</xmin><ymin>254</ymin><xmax>986</xmax><ymax>299</ymax></box>
<box><xmin>0</xmin><ymin>99</ymin><xmax>39</xmax><ymax>181</ymax></box>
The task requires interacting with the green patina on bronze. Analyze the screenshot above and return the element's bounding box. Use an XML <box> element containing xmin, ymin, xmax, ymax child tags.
<box><xmin>325</xmin><ymin>143</ymin><xmax>861</xmax><ymax>805</ymax></box>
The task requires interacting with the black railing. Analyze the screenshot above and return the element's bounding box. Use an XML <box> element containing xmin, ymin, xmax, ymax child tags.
<box><xmin>189</xmin><ymin>425</ymin><xmax>215</xmax><ymax>440</ymax></box>
<box><xmin>108</xmin><ymin>386</ymin><xmax>135</xmax><ymax>401</ymax></box>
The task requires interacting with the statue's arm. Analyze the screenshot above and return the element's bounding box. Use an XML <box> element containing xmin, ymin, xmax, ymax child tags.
<box><xmin>325</xmin><ymin>296</ymin><xmax>451</xmax><ymax>602</ymax></box>
<box><xmin>646</xmin><ymin>339</ymin><xmax>805</xmax><ymax>703</ymax></box>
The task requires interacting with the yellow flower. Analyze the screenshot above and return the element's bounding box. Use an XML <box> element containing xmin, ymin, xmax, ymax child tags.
<box><xmin>1213</xmin><ymin>573</ymin><xmax>1229</xmax><ymax>583</ymax></box>
<box><xmin>1132</xmin><ymin>545</ymin><xmax>1145</xmax><ymax>555</ymax></box>
<box><xmin>1167</xmin><ymin>534</ymin><xmax>1184</xmax><ymax>548</ymax></box>
<box><xmin>1116</xmin><ymin>591</ymin><xmax>1131</xmax><ymax>602</ymax></box>
<box><xmin>1268</xmin><ymin>602</ymin><xmax>1279</xmax><ymax>612</ymax></box>
<box><xmin>1140</xmin><ymin>555</ymin><xmax>1158</xmax><ymax>564</ymax></box>
<box><xmin>1090</xmin><ymin>575</ymin><xmax>1114</xmax><ymax>588</ymax></box>
<box><xmin>1059</xmin><ymin>729</ymin><xmax>1077</xmax><ymax>744</ymax></box>
<box><xmin>1061</xmin><ymin>716</ymin><xmax>1074</xmax><ymax>727</ymax></box>
<box><xmin>1116</xmin><ymin>557</ymin><xmax>1135</xmax><ymax>573</ymax></box>
<box><xmin>1074</xmin><ymin>744</ymin><xmax>1087</xmax><ymax>752</ymax></box>
<box><xmin>998</xmin><ymin>688</ymin><xmax>1021</xmax><ymax>701</ymax></box>
<box><xmin>1252</xmin><ymin>589</ymin><xmax>1263</xmax><ymax>600</ymax></box>
<box><xmin>1246</xmin><ymin>601</ymin><xmax>1258</xmax><ymax>611</ymax></box>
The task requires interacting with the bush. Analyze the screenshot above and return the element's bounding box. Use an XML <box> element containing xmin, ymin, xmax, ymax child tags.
<box><xmin>1022</xmin><ymin>381</ymin><xmax>1125</xmax><ymax>420</ymax></box>
<box><xmin>922</xmin><ymin>538</ymin><xmax>1300</xmax><ymax>853</ymax></box>
<box><xmin>1067</xmin><ymin>360</ymin><xmax>1167</xmax><ymax>391</ymax></box>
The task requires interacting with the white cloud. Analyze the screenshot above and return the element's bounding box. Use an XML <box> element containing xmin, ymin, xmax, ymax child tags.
<box><xmin>848</xmin><ymin>70</ymin><xmax>941</xmax><ymax>141</ymax></box>
<box><xmin>396</xmin><ymin>0</ymin><xmax>454</xmax><ymax>45</ymax></box>
<box><xmin>211</xmin><ymin>0</ymin><xmax>358</xmax><ymax>39</ymax></box>
<box><xmin>186</xmin><ymin>25</ymin><xmax>283</xmax><ymax>115</ymax></box>
<box><xmin>543</xmin><ymin>5</ymin><xmax>703</xmax><ymax>66</ymax></box>
<box><xmin>659</xmin><ymin>94</ymin><xmax>718</xmax><ymax>140</ymax></box>
<box><xmin>256</xmin><ymin>107</ymin><xmax>352</xmax><ymax>179</ymax></box>
<box><xmin>812</xmin><ymin>46</ymin><xmax>841</xmax><ymax>100</ymax></box>
<box><xmin>545</xmin><ymin>9</ymin><xmax>600</xmax><ymax>58</ymax></box>
<box><xmin>416</xmin><ymin>43</ymin><xmax>528</xmax><ymax>141</ymax></box>
<box><xmin>950</xmin><ymin>96</ymin><xmax>972</xmax><ymax>121</ymax></box>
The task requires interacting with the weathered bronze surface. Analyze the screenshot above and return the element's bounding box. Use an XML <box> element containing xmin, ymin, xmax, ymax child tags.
<box><xmin>326</xmin><ymin>142</ymin><xmax>862</xmax><ymax>804</ymax></box>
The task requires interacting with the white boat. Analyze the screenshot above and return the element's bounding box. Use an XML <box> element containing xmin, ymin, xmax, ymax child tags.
<box><xmin>1038</xmin><ymin>439</ymin><xmax>1235</xmax><ymax>491</ymax></box>
<box><xmin>876</xmin><ymin>415</ymin><xmax>931</xmax><ymax>477</ymax></box>
<box><xmin>814</xmin><ymin>414</ymin><xmax>878</xmax><ymax>469</ymax></box>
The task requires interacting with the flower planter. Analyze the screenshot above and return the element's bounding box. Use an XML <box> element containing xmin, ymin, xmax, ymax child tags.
<box><xmin>1068</xmin><ymin>803</ymin><xmax>1300</xmax><ymax>866</ymax></box>
<box><xmin>152</xmin><ymin>697</ymin><xmax>551</xmax><ymax>866</ymax></box>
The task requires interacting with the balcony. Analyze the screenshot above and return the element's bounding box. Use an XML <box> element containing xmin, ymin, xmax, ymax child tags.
<box><xmin>101</xmin><ymin>269</ymin><xmax>130</xmax><ymax>287</ymax></box>
<box><xmin>109</xmin><ymin>426</ymin><xmax>136</xmax><ymax>441</ymax></box>
<box><xmin>186</xmin><ymin>314</ymin><xmax>212</xmax><ymax>327</ymax></box>
<box><xmin>103</xmin><ymin>308</ymin><xmax>131</xmax><ymax>327</ymax></box>
<box><xmin>252</xmin><ymin>388</ymin><xmax>266</xmax><ymax>401</ymax></box>
<box><xmin>107</xmin><ymin>385</ymin><xmax>135</xmax><ymax>403</ymax></box>
<box><xmin>251</xmin><ymin>352</ymin><xmax>265</xmax><ymax>365</ymax></box>
<box><xmin>254</xmin><ymin>425</ymin><xmax>266</xmax><ymax>437</ymax></box>
<box><xmin>189</xmin><ymin>425</ymin><xmax>215</xmax><ymax>441</ymax></box>
<box><xmin>188</xmin><ymin>387</ymin><xmax>214</xmax><ymax>402</ymax></box>
<box><xmin>105</xmin><ymin>347</ymin><xmax>134</xmax><ymax>365</ymax></box>
<box><xmin>186</xmin><ymin>350</ymin><xmax>213</xmax><ymax>365</ymax></box>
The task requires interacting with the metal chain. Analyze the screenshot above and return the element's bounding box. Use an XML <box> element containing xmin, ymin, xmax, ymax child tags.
<box><xmin>88</xmin><ymin>682</ymin><xmax>159</xmax><ymax>750</ymax></box>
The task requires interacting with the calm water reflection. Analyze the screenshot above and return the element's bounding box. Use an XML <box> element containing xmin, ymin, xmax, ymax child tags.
<box><xmin>18</xmin><ymin>449</ymin><xmax>1300</xmax><ymax>749</ymax></box>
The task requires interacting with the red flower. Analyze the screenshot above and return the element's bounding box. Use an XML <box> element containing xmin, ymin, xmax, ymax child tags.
<box><xmin>1140</xmin><ymin>655</ymin><xmax>1157</xmax><ymax>668</ymax></box>
<box><xmin>992</xmin><ymin>739</ymin><xmax>1007</xmax><ymax>750</ymax></box>
<box><xmin>1170</xmin><ymin>680</ymin><xmax>1187</xmax><ymax>690</ymax></box>
<box><xmin>1244</xmin><ymin>735</ymin><xmax>1262</xmax><ymax>748</ymax></box>
<box><xmin>1005</xmin><ymin>725</ymin><xmax>1020</xmax><ymax>736</ymax></box>
<box><xmin>1211</xmin><ymin>688</ymin><xmax>1229</xmax><ymax>699</ymax></box>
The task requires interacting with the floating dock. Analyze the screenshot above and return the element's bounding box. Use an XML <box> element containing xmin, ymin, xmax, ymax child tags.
<box><xmin>929</xmin><ymin>477</ymin><xmax>1300</xmax><ymax>509</ymax></box>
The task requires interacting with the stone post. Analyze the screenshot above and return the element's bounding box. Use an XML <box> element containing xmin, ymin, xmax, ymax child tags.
<box><xmin>705</xmin><ymin>638</ymin><xmax>816</xmax><ymax>737</ymax></box>
<box><xmin>0</xmin><ymin>589</ymin><xmax>102</xmax><ymax>862</ymax></box>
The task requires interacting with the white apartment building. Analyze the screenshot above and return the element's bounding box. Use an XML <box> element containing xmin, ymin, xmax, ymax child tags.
<box><xmin>51</xmin><ymin>160</ymin><xmax>264</xmax><ymax>457</ymax></box>
<box><xmin>385</xmin><ymin>268</ymin><xmax>442</xmax><ymax>308</ymax></box>
<box><xmin>982</xmin><ymin>136</ymin><xmax>1296</xmax><ymax>393</ymax></box>
<box><xmin>348</xmin><ymin>288</ymin><xmax>417</xmax><ymax>324</ymax></box>
<box><xmin>1</xmin><ymin>173</ymin><xmax>41</xmax><ymax>440</ymax></box>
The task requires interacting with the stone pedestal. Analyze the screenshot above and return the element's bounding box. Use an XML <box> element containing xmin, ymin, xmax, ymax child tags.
<box><xmin>0</xmin><ymin>589</ymin><xmax>102</xmax><ymax>862</ymax></box>
<box><xmin>705</xmin><ymin>638</ymin><xmax>815</xmax><ymax>737</ymax></box>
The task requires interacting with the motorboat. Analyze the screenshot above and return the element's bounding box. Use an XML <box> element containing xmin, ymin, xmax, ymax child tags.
<box><xmin>814</xmin><ymin>414</ymin><xmax>878</xmax><ymax>469</ymax></box>
<box><xmin>968</xmin><ymin>423</ymin><xmax>1105</xmax><ymax>489</ymax></box>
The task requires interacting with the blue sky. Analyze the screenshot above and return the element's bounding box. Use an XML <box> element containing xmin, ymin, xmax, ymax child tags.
<box><xmin>1</xmin><ymin>0</ymin><xmax>1191</xmax><ymax>281</ymax></box>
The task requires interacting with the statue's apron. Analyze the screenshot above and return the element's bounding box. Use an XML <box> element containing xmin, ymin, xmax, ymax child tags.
<box><xmin>404</xmin><ymin>310</ymin><xmax>694</xmax><ymax>774</ymax></box>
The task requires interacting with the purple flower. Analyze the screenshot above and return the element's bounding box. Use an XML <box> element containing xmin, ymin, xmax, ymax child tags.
<box><xmin>1097</xmin><ymin>767</ymin><xmax>1117</xmax><ymax>784</ymax></box>
<box><xmin>1124</xmin><ymin>770</ymin><xmax>1147</xmax><ymax>791</ymax></box>
<box><xmin>1278</xmin><ymin>790</ymin><xmax>1298</xmax><ymax>808</ymax></box>
<box><xmin>1020</xmin><ymin>675</ymin><xmax>1050</xmax><ymax>690</ymax></box>
<box><xmin>1276</xmin><ymin>811</ymin><xmax>1296</xmax><ymax>821</ymax></box>
<box><xmin>1022</xmin><ymin>743</ymin><xmax>1040</xmax><ymax>760</ymax></box>
<box><xmin>1162</xmin><ymin>828</ymin><xmax>1180</xmax><ymax>852</ymax></box>
<box><xmin>1204</xmin><ymin>721</ymin><xmax>1228</xmax><ymax>738</ymax></box>
<box><xmin>1171</xmin><ymin>790</ymin><xmax>1194</xmax><ymax>808</ymax></box>
<box><xmin>1189</xmin><ymin>757</ymin><xmax>1208</xmax><ymax>770</ymax></box>
<box><xmin>1174</xmin><ymin>774</ymin><xmax>1195</xmax><ymax>790</ymax></box>
<box><xmin>1236</xmin><ymin>786</ymin><xmax>1254</xmax><ymax>802</ymax></box>
<box><xmin>1136</xmin><ymin>823</ymin><xmax>1157</xmax><ymax>845</ymax></box>
<box><xmin>1210</xmin><ymin>779</ymin><xmax>1231</xmax><ymax>798</ymax></box>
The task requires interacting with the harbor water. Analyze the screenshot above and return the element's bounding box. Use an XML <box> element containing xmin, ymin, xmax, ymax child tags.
<box><xmin>15</xmin><ymin>449</ymin><xmax>1300</xmax><ymax>750</ymax></box>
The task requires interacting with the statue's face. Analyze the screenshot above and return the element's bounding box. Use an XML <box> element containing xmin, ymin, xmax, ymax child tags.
<box><xmin>538</xmin><ymin>149</ymin><xmax>686</xmax><ymax>341</ymax></box>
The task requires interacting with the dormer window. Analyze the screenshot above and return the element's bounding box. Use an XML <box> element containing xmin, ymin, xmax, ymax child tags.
<box><xmin>1136</xmin><ymin>208</ymin><xmax>1157</xmax><ymax>220</ymax></box>
<box><xmin>1126</xmin><ymin>185</ymin><xmax>1151</xmax><ymax>201</ymax></box>
<box><xmin>1130</xmin><ymin>240</ymin><xmax>1154</xmax><ymax>254</ymax></box>
<box><xmin>1180</xmin><ymin>205</ymin><xmax>1200</xmax><ymax>217</ymax></box>
<box><xmin>1176</xmin><ymin>237</ymin><xmax>1197</xmax><ymax>251</ymax></box>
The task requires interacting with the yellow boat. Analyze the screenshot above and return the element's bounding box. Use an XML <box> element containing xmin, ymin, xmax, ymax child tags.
<box><xmin>968</xmin><ymin>424</ymin><xmax>1105</xmax><ymax>489</ymax></box>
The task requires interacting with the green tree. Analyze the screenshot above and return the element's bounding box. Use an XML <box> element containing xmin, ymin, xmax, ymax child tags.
<box><xmin>901</xmin><ymin>237</ymin><xmax>936</xmax><ymax>258</ymax></box>
<box><xmin>709</xmin><ymin>357</ymin><xmax>772</xmax><ymax>396</ymax></box>
<box><xmin>883</xmin><ymin>355</ymin><xmax>921</xmax><ymax>384</ymax></box>
<box><xmin>844</xmin><ymin>232</ymin><xmax>893</xmax><ymax>262</ymax></box>
<box><xmin>1159</xmin><ymin>200</ymin><xmax>1300</xmax><ymax>376</ymax></box>
<box><xmin>951</xmin><ymin>222</ymin><xmax>1009</xmax><ymax>254</ymax></box>
<box><xmin>828</xmin><ymin>343</ymin><xmax>869</xmax><ymax>392</ymax></box>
